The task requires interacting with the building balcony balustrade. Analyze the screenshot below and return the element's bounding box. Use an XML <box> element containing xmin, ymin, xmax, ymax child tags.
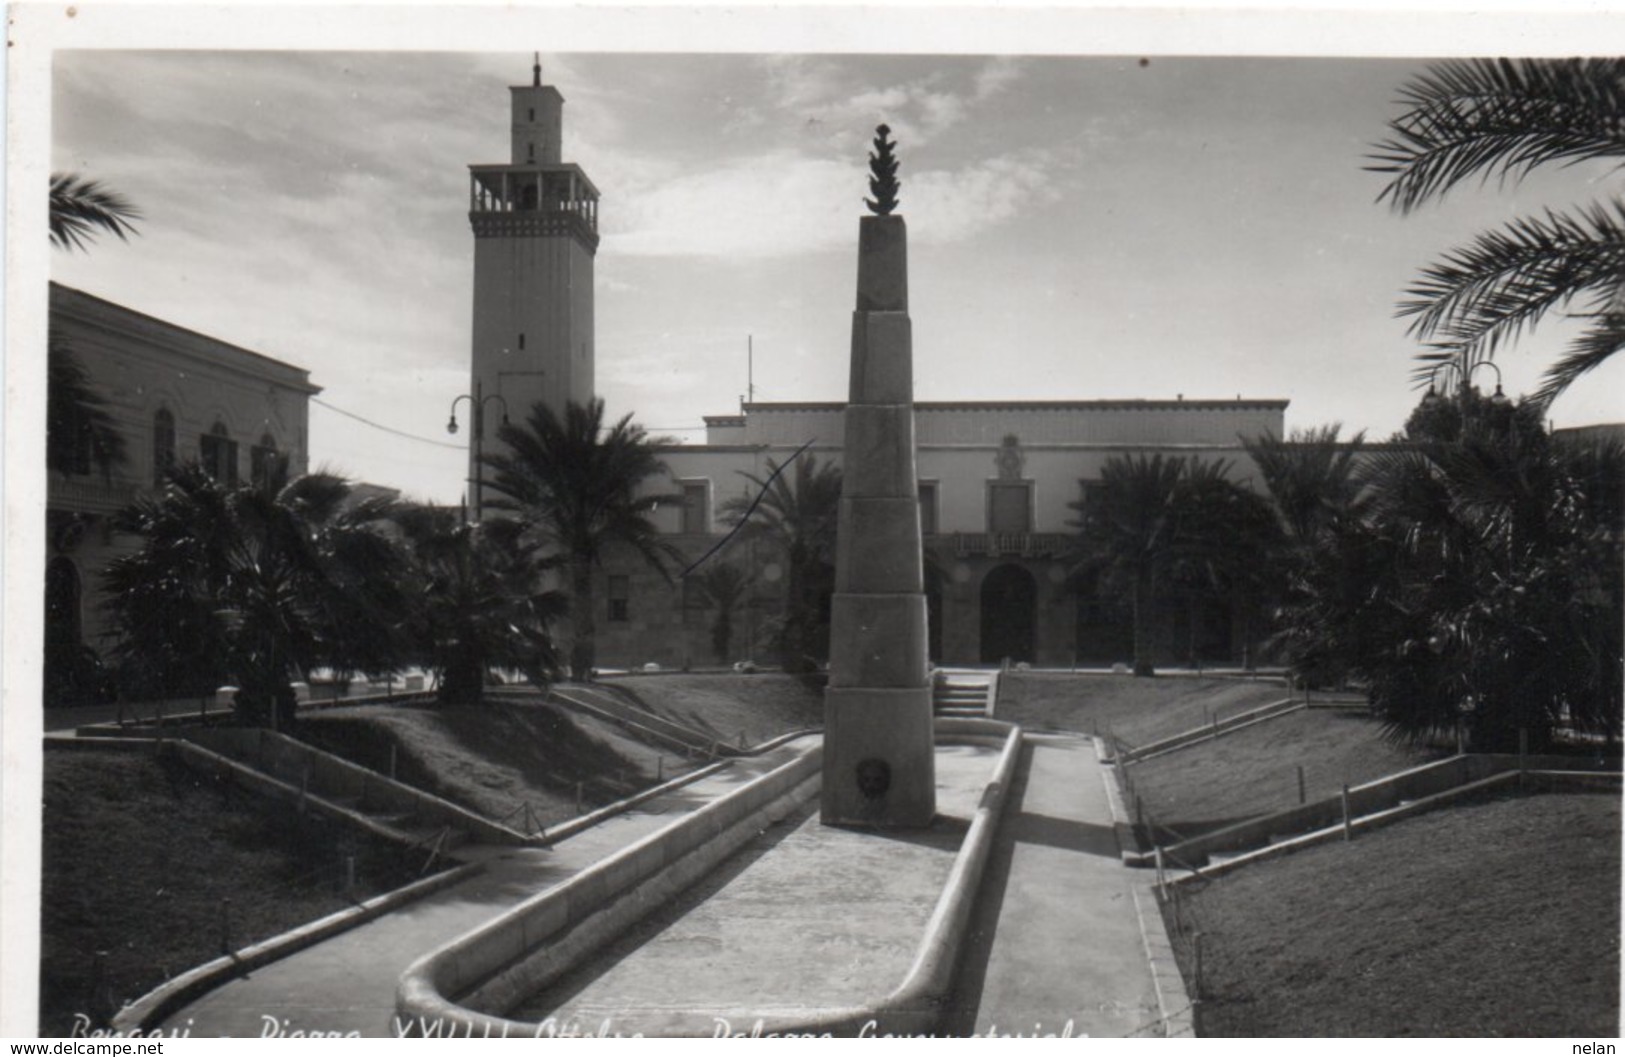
<box><xmin>937</xmin><ymin>531</ymin><xmax>1073</xmax><ymax>559</ymax></box>
<box><xmin>48</xmin><ymin>475</ymin><xmax>141</xmax><ymax>516</ymax></box>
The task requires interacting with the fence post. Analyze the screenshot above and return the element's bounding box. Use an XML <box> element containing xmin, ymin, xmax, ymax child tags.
<box><xmin>219</xmin><ymin>898</ymin><xmax>232</xmax><ymax>954</ymax></box>
<box><xmin>1296</xmin><ymin>765</ymin><xmax>1306</xmax><ymax>806</ymax></box>
<box><xmin>1341</xmin><ymin>784</ymin><xmax>1352</xmax><ymax>842</ymax></box>
<box><xmin>575</xmin><ymin>782</ymin><xmax>583</xmax><ymax>815</ymax></box>
<box><xmin>1154</xmin><ymin>845</ymin><xmax>1165</xmax><ymax>887</ymax></box>
<box><xmin>1192</xmin><ymin>932</ymin><xmax>1204</xmax><ymax>1002</ymax></box>
<box><xmin>657</xmin><ymin>756</ymin><xmax>664</xmax><ymax>782</ymax></box>
<box><xmin>92</xmin><ymin>949</ymin><xmax>112</xmax><ymax>1022</ymax></box>
<box><xmin>739</xmin><ymin>730</ymin><xmax>747</xmax><ymax>749</ymax></box>
<box><xmin>345</xmin><ymin>855</ymin><xmax>356</xmax><ymax>892</ymax></box>
<box><xmin>389</xmin><ymin>744</ymin><xmax>398</xmax><ymax>781</ymax></box>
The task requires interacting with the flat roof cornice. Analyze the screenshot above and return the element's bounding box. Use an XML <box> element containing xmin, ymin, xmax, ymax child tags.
<box><xmin>740</xmin><ymin>399</ymin><xmax>1291</xmax><ymax>413</ymax></box>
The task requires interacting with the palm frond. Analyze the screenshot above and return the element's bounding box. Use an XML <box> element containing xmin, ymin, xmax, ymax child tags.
<box><xmin>49</xmin><ymin>172</ymin><xmax>141</xmax><ymax>251</ymax></box>
<box><xmin>1398</xmin><ymin>201</ymin><xmax>1625</xmax><ymax>365</ymax></box>
<box><xmin>1533</xmin><ymin>304</ymin><xmax>1625</xmax><ymax>405</ymax></box>
<box><xmin>1371</xmin><ymin>58</ymin><xmax>1625</xmax><ymax>214</ymax></box>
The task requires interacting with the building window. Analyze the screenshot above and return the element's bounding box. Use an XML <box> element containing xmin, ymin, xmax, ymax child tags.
<box><xmin>681</xmin><ymin>480</ymin><xmax>710</xmax><ymax>535</ymax></box>
<box><xmin>200</xmin><ymin>421</ymin><xmax>239</xmax><ymax>486</ymax></box>
<box><xmin>518</xmin><ymin>332</ymin><xmax>526</xmax><ymax>350</ymax></box>
<box><xmin>918</xmin><ymin>480</ymin><xmax>939</xmax><ymax>536</ymax></box>
<box><xmin>251</xmin><ymin>433</ymin><xmax>282</xmax><ymax>488</ymax></box>
<box><xmin>1076</xmin><ymin>479</ymin><xmax>1107</xmax><ymax>530</ymax></box>
<box><xmin>152</xmin><ymin>408</ymin><xmax>176</xmax><ymax>486</ymax></box>
<box><xmin>608</xmin><ymin>575</ymin><xmax>631</xmax><ymax>623</ymax></box>
<box><xmin>988</xmin><ymin>481</ymin><xmax>1032</xmax><ymax>534</ymax></box>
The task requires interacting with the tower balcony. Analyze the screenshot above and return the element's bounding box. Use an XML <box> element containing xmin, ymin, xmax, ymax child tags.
<box><xmin>468</xmin><ymin>164</ymin><xmax>599</xmax><ymax>248</ymax></box>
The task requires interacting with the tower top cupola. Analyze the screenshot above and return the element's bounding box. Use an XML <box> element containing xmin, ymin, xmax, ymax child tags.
<box><xmin>509</xmin><ymin>51</ymin><xmax>564</xmax><ymax>166</ymax></box>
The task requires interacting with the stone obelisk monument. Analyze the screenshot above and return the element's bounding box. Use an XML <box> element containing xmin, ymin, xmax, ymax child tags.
<box><xmin>822</xmin><ymin>126</ymin><xmax>936</xmax><ymax>827</ymax></box>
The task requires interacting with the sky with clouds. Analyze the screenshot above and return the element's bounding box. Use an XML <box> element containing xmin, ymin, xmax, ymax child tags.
<box><xmin>49</xmin><ymin>44</ymin><xmax>1625</xmax><ymax>504</ymax></box>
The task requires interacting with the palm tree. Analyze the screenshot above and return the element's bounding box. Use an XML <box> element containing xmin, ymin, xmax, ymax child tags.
<box><xmin>49</xmin><ymin>172</ymin><xmax>140</xmax><ymax>252</ymax></box>
<box><xmin>1371</xmin><ymin>58</ymin><xmax>1625</xmax><ymax>403</ymax></box>
<box><xmin>1164</xmin><ymin>459</ymin><xmax>1282</xmax><ymax>667</ymax></box>
<box><xmin>47</xmin><ymin>334</ymin><xmax>126</xmax><ymax>479</ymax></box>
<box><xmin>393</xmin><ymin>505</ymin><xmax>564</xmax><ymax>704</ymax></box>
<box><xmin>480</xmin><ymin>398</ymin><xmax>677</xmax><ymax>681</ymax></box>
<box><xmin>1070</xmin><ymin>454</ymin><xmax>1277</xmax><ymax>675</ymax></box>
<box><xmin>692</xmin><ymin>561</ymin><xmax>755</xmax><ymax>663</ymax></box>
<box><xmin>104</xmin><ymin>464</ymin><xmax>407</xmax><ymax>728</ymax></box>
<box><xmin>1243</xmin><ymin>426</ymin><xmax>1370</xmax><ymax>682</ymax></box>
<box><xmin>1264</xmin><ymin>393</ymin><xmax>1624</xmax><ymax>751</ymax></box>
<box><xmin>1353</xmin><ymin>423</ymin><xmax>1623</xmax><ymax>751</ymax></box>
<box><xmin>719</xmin><ymin>454</ymin><xmax>842</xmax><ymax>673</ymax></box>
<box><xmin>1243</xmin><ymin>425</ymin><xmax>1367</xmax><ymax>548</ymax></box>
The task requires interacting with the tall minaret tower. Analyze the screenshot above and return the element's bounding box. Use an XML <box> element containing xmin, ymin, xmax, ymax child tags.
<box><xmin>466</xmin><ymin>55</ymin><xmax>599</xmax><ymax>514</ymax></box>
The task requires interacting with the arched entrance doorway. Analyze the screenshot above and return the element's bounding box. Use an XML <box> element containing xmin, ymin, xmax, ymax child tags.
<box><xmin>979</xmin><ymin>563</ymin><xmax>1036</xmax><ymax>664</ymax></box>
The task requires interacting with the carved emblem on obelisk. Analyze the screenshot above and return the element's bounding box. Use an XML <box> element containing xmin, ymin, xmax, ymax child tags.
<box><xmin>865</xmin><ymin>124</ymin><xmax>900</xmax><ymax>216</ymax></box>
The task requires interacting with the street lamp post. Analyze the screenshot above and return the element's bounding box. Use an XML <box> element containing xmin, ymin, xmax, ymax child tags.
<box><xmin>1465</xmin><ymin>360</ymin><xmax>1510</xmax><ymax>406</ymax></box>
<box><xmin>447</xmin><ymin>380</ymin><xmax>509</xmax><ymax>522</ymax></box>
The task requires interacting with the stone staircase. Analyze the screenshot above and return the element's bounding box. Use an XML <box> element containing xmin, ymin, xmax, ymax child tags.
<box><xmin>933</xmin><ymin>670</ymin><xmax>997</xmax><ymax>719</ymax></box>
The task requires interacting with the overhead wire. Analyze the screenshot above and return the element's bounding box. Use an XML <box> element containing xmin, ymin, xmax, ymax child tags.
<box><xmin>311</xmin><ymin>397</ymin><xmax>465</xmax><ymax>450</ymax></box>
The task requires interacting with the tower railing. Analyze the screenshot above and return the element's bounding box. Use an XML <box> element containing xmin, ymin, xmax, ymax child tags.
<box><xmin>467</xmin><ymin>165</ymin><xmax>598</xmax><ymax>231</ymax></box>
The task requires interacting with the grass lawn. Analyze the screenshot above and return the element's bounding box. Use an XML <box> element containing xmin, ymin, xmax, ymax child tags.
<box><xmin>1129</xmin><ymin>709</ymin><xmax>1436</xmax><ymax>835</ymax></box>
<box><xmin>595</xmin><ymin>672</ymin><xmax>825</xmax><ymax>746</ymax></box>
<box><xmin>995</xmin><ymin>672</ymin><xmax>1295</xmax><ymax>746</ymax></box>
<box><xmin>300</xmin><ymin>698</ymin><xmax>687</xmax><ymax>826</ymax></box>
<box><xmin>1170</xmin><ymin>789</ymin><xmax>1620</xmax><ymax>1036</ymax></box>
<box><xmin>40</xmin><ymin>747</ymin><xmax>418</xmax><ymax>1037</ymax></box>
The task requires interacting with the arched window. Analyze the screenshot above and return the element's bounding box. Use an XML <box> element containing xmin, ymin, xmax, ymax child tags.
<box><xmin>152</xmin><ymin>408</ymin><xmax>176</xmax><ymax>486</ymax></box>
<box><xmin>200</xmin><ymin>421</ymin><xmax>239</xmax><ymax>485</ymax></box>
<box><xmin>250</xmin><ymin>432</ymin><xmax>282</xmax><ymax>488</ymax></box>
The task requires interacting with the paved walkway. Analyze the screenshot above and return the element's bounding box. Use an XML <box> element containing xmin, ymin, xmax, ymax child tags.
<box><xmin>156</xmin><ymin>737</ymin><xmax>819</xmax><ymax>1038</ymax></box>
<box><xmin>946</xmin><ymin>733</ymin><xmax>1166</xmax><ymax>1037</ymax></box>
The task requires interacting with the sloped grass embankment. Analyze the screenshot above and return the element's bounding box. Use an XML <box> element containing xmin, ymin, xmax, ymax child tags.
<box><xmin>1174</xmin><ymin>789</ymin><xmax>1620</xmax><ymax>1036</ymax></box>
<box><xmin>1129</xmin><ymin>708</ymin><xmax>1435</xmax><ymax>836</ymax></box>
<box><xmin>299</xmin><ymin>698</ymin><xmax>677</xmax><ymax>826</ymax></box>
<box><xmin>995</xmin><ymin>672</ymin><xmax>1295</xmax><ymax>746</ymax></box>
<box><xmin>594</xmin><ymin>672</ymin><xmax>825</xmax><ymax>747</ymax></box>
<box><xmin>41</xmin><ymin>748</ymin><xmax>417</xmax><ymax>1037</ymax></box>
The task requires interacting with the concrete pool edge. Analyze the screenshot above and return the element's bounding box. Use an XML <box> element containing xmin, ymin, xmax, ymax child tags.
<box><xmin>394</xmin><ymin>718</ymin><xmax>1023</xmax><ymax>1038</ymax></box>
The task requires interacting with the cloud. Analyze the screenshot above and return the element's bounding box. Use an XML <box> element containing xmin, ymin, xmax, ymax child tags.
<box><xmin>974</xmin><ymin>58</ymin><xmax>1023</xmax><ymax>101</ymax></box>
<box><xmin>603</xmin><ymin>145</ymin><xmax>1062</xmax><ymax>259</ymax></box>
<box><xmin>604</xmin><ymin>151</ymin><xmax>853</xmax><ymax>258</ymax></box>
<box><xmin>907</xmin><ymin>150</ymin><xmax>1062</xmax><ymax>245</ymax></box>
<box><xmin>749</xmin><ymin>55</ymin><xmax>1026</xmax><ymax>156</ymax></box>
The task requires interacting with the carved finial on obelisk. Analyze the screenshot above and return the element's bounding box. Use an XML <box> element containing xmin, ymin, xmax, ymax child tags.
<box><xmin>865</xmin><ymin>124</ymin><xmax>900</xmax><ymax>216</ymax></box>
